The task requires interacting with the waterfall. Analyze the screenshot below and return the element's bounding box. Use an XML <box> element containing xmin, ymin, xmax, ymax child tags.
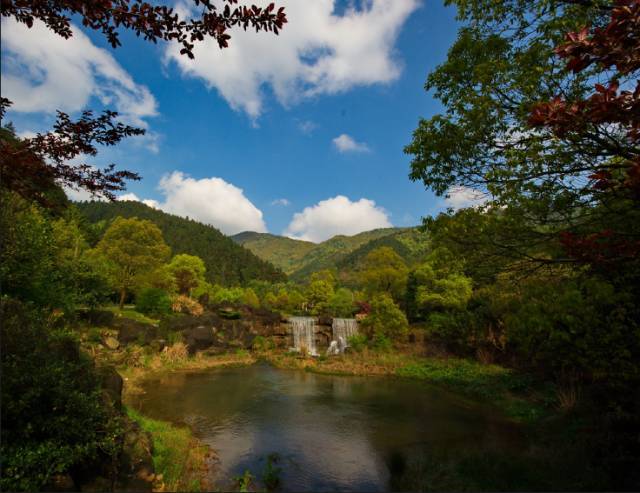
<box><xmin>332</xmin><ymin>318</ymin><xmax>358</xmax><ymax>350</ymax></box>
<box><xmin>289</xmin><ymin>317</ymin><xmax>318</xmax><ymax>356</ymax></box>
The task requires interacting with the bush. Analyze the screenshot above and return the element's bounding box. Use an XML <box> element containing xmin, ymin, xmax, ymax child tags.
<box><xmin>360</xmin><ymin>294</ymin><xmax>409</xmax><ymax>342</ymax></box>
<box><xmin>252</xmin><ymin>335</ymin><xmax>275</xmax><ymax>351</ymax></box>
<box><xmin>1</xmin><ymin>298</ymin><xmax>121</xmax><ymax>491</ymax></box>
<box><xmin>136</xmin><ymin>288</ymin><xmax>171</xmax><ymax>316</ymax></box>
<box><xmin>170</xmin><ymin>295</ymin><xmax>204</xmax><ymax>316</ymax></box>
<box><xmin>347</xmin><ymin>333</ymin><xmax>368</xmax><ymax>352</ymax></box>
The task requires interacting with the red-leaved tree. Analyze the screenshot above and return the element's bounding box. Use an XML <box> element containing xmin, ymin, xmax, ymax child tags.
<box><xmin>529</xmin><ymin>0</ymin><xmax>640</xmax><ymax>268</ymax></box>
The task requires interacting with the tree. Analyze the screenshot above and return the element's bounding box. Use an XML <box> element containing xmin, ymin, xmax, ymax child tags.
<box><xmin>360</xmin><ymin>294</ymin><xmax>408</xmax><ymax>343</ymax></box>
<box><xmin>306</xmin><ymin>278</ymin><xmax>334</xmax><ymax>315</ymax></box>
<box><xmin>168</xmin><ymin>254</ymin><xmax>206</xmax><ymax>296</ymax></box>
<box><xmin>0</xmin><ymin>1</ymin><xmax>287</xmax><ymax>202</ymax></box>
<box><xmin>405</xmin><ymin>0</ymin><xmax>639</xmax><ymax>272</ymax></box>
<box><xmin>242</xmin><ymin>287</ymin><xmax>260</xmax><ymax>309</ymax></box>
<box><xmin>360</xmin><ymin>247</ymin><xmax>408</xmax><ymax>302</ymax></box>
<box><xmin>328</xmin><ymin>288</ymin><xmax>356</xmax><ymax>318</ymax></box>
<box><xmin>96</xmin><ymin>217</ymin><xmax>170</xmax><ymax>308</ymax></box>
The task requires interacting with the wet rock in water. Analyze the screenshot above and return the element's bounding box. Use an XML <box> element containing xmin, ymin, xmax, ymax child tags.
<box><xmin>103</xmin><ymin>336</ymin><xmax>120</xmax><ymax>350</ymax></box>
<box><xmin>115</xmin><ymin>319</ymin><xmax>158</xmax><ymax>345</ymax></box>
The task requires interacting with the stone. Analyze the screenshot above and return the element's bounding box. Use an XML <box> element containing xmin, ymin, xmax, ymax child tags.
<box><xmin>115</xmin><ymin>319</ymin><xmax>158</xmax><ymax>345</ymax></box>
<box><xmin>97</xmin><ymin>366</ymin><xmax>123</xmax><ymax>409</ymax></box>
<box><xmin>183</xmin><ymin>325</ymin><xmax>216</xmax><ymax>355</ymax></box>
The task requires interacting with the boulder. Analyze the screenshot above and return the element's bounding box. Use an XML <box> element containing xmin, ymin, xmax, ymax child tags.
<box><xmin>183</xmin><ymin>325</ymin><xmax>216</xmax><ymax>355</ymax></box>
<box><xmin>79</xmin><ymin>309</ymin><xmax>115</xmax><ymax>327</ymax></box>
<box><xmin>97</xmin><ymin>366</ymin><xmax>123</xmax><ymax>410</ymax></box>
<box><xmin>116</xmin><ymin>418</ymin><xmax>154</xmax><ymax>492</ymax></box>
<box><xmin>115</xmin><ymin>319</ymin><xmax>158</xmax><ymax>345</ymax></box>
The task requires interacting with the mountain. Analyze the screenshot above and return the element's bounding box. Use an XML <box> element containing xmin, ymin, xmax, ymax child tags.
<box><xmin>75</xmin><ymin>201</ymin><xmax>286</xmax><ymax>286</ymax></box>
<box><xmin>232</xmin><ymin>227</ymin><xmax>430</xmax><ymax>281</ymax></box>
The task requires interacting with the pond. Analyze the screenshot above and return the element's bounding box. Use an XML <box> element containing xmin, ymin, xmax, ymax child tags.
<box><xmin>130</xmin><ymin>363</ymin><xmax>523</xmax><ymax>491</ymax></box>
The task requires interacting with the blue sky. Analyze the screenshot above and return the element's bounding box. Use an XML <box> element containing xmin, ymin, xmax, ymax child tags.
<box><xmin>1</xmin><ymin>0</ymin><xmax>471</xmax><ymax>242</ymax></box>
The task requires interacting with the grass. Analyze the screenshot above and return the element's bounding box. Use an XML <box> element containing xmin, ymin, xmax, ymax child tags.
<box><xmin>104</xmin><ymin>305</ymin><xmax>159</xmax><ymax>325</ymax></box>
<box><xmin>125</xmin><ymin>407</ymin><xmax>211</xmax><ymax>492</ymax></box>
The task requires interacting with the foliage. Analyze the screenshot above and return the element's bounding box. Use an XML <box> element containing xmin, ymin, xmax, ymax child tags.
<box><xmin>347</xmin><ymin>333</ymin><xmax>368</xmax><ymax>352</ymax></box>
<box><xmin>126</xmin><ymin>407</ymin><xmax>209</xmax><ymax>492</ymax></box>
<box><xmin>77</xmin><ymin>201</ymin><xmax>286</xmax><ymax>286</ymax></box>
<box><xmin>360</xmin><ymin>247</ymin><xmax>409</xmax><ymax>302</ymax></box>
<box><xmin>136</xmin><ymin>288</ymin><xmax>172</xmax><ymax>316</ymax></box>
<box><xmin>262</xmin><ymin>453</ymin><xmax>282</xmax><ymax>491</ymax></box>
<box><xmin>96</xmin><ymin>216</ymin><xmax>170</xmax><ymax>308</ymax></box>
<box><xmin>306</xmin><ymin>278</ymin><xmax>334</xmax><ymax>315</ymax></box>
<box><xmin>242</xmin><ymin>287</ymin><xmax>260</xmax><ymax>308</ymax></box>
<box><xmin>168</xmin><ymin>254</ymin><xmax>206</xmax><ymax>296</ymax></box>
<box><xmin>327</xmin><ymin>287</ymin><xmax>356</xmax><ymax>318</ymax></box>
<box><xmin>1</xmin><ymin>299</ymin><xmax>122</xmax><ymax>491</ymax></box>
<box><xmin>234</xmin><ymin>470</ymin><xmax>254</xmax><ymax>493</ymax></box>
<box><xmin>2</xmin><ymin>0</ymin><xmax>287</xmax><ymax>58</ymax></box>
<box><xmin>252</xmin><ymin>336</ymin><xmax>275</xmax><ymax>352</ymax></box>
<box><xmin>360</xmin><ymin>294</ymin><xmax>408</xmax><ymax>342</ymax></box>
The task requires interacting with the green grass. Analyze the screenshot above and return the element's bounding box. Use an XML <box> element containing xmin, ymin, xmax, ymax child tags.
<box><xmin>125</xmin><ymin>407</ymin><xmax>209</xmax><ymax>491</ymax></box>
<box><xmin>105</xmin><ymin>305</ymin><xmax>159</xmax><ymax>325</ymax></box>
<box><xmin>397</xmin><ymin>359</ymin><xmax>548</xmax><ymax>423</ymax></box>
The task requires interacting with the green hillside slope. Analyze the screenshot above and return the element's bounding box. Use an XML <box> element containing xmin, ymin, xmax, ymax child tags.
<box><xmin>232</xmin><ymin>227</ymin><xmax>429</xmax><ymax>281</ymax></box>
<box><xmin>76</xmin><ymin>201</ymin><xmax>286</xmax><ymax>286</ymax></box>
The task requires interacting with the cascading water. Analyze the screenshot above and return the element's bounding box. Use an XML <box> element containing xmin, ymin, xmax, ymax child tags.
<box><xmin>332</xmin><ymin>318</ymin><xmax>358</xmax><ymax>352</ymax></box>
<box><xmin>289</xmin><ymin>317</ymin><xmax>318</xmax><ymax>356</ymax></box>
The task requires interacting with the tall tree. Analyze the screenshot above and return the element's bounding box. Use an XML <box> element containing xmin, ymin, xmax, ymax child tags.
<box><xmin>96</xmin><ymin>217</ymin><xmax>170</xmax><ymax>307</ymax></box>
<box><xmin>360</xmin><ymin>247</ymin><xmax>408</xmax><ymax>302</ymax></box>
<box><xmin>168</xmin><ymin>253</ymin><xmax>206</xmax><ymax>296</ymax></box>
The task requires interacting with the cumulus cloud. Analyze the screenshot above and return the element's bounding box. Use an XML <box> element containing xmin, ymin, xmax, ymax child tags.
<box><xmin>166</xmin><ymin>0</ymin><xmax>418</xmax><ymax>119</ymax></box>
<box><xmin>129</xmin><ymin>172</ymin><xmax>266</xmax><ymax>235</ymax></box>
<box><xmin>332</xmin><ymin>133</ymin><xmax>370</xmax><ymax>153</ymax></box>
<box><xmin>444</xmin><ymin>186</ymin><xmax>488</xmax><ymax>210</ymax></box>
<box><xmin>284</xmin><ymin>195</ymin><xmax>392</xmax><ymax>242</ymax></box>
<box><xmin>271</xmin><ymin>198</ymin><xmax>291</xmax><ymax>206</ymax></box>
<box><xmin>1</xmin><ymin>18</ymin><xmax>158</xmax><ymax>128</ymax></box>
<box><xmin>117</xmin><ymin>193</ymin><xmax>141</xmax><ymax>202</ymax></box>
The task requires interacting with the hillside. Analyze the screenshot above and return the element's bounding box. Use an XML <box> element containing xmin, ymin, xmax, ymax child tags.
<box><xmin>75</xmin><ymin>201</ymin><xmax>286</xmax><ymax>286</ymax></box>
<box><xmin>232</xmin><ymin>227</ymin><xmax>429</xmax><ymax>281</ymax></box>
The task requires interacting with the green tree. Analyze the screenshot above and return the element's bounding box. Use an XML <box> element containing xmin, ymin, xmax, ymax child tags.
<box><xmin>306</xmin><ymin>279</ymin><xmax>334</xmax><ymax>315</ymax></box>
<box><xmin>360</xmin><ymin>293</ymin><xmax>408</xmax><ymax>344</ymax></box>
<box><xmin>360</xmin><ymin>247</ymin><xmax>408</xmax><ymax>302</ymax></box>
<box><xmin>96</xmin><ymin>217</ymin><xmax>170</xmax><ymax>308</ymax></box>
<box><xmin>242</xmin><ymin>288</ymin><xmax>260</xmax><ymax>309</ymax></box>
<box><xmin>328</xmin><ymin>288</ymin><xmax>356</xmax><ymax>318</ymax></box>
<box><xmin>168</xmin><ymin>254</ymin><xmax>206</xmax><ymax>296</ymax></box>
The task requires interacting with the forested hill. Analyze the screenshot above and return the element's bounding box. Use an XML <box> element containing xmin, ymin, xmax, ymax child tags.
<box><xmin>232</xmin><ymin>227</ymin><xmax>429</xmax><ymax>281</ymax></box>
<box><xmin>76</xmin><ymin>201</ymin><xmax>286</xmax><ymax>286</ymax></box>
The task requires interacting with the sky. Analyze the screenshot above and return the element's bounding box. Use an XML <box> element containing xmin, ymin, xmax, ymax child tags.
<box><xmin>1</xmin><ymin>0</ymin><xmax>482</xmax><ymax>243</ymax></box>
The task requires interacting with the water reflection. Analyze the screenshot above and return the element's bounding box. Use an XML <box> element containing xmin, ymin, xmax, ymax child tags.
<box><xmin>130</xmin><ymin>363</ymin><xmax>522</xmax><ymax>491</ymax></box>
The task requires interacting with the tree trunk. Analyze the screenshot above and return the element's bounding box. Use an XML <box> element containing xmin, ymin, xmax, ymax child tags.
<box><xmin>119</xmin><ymin>288</ymin><xmax>126</xmax><ymax>310</ymax></box>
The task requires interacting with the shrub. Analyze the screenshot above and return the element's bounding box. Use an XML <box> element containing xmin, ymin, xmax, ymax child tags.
<box><xmin>360</xmin><ymin>294</ymin><xmax>409</xmax><ymax>342</ymax></box>
<box><xmin>1</xmin><ymin>298</ymin><xmax>121</xmax><ymax>491</ymax></box>
<box><xmin>252</xmin><ymin>335</ymin><xmax>275</xmax><ymax>351</ymax></box>
<box><xmin>136</xmin><ymin>288</ymin><xmax>171</xmax><ymax>316</ymax></box>
<box><xmin>161</xmin><ymin>342</ymin><xmax>189</xmax><ymax>365</ymax></box>
<box><xmin>347</xmin><ymin>333</ymin><xmax>368</xmax><ymax>352</ymax></box>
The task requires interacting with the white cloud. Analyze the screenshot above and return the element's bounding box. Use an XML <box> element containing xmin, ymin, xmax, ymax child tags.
<box><xmin>444</xmin><ymin>186</ymin><xmax>488</xmax><ymax>211</ymax></box>
<box><xmin>284</xmin><ymin>195</ymin><xmax>392</xmax><ymax>242</ymax></box>
<box><xmin>117</xmin><ymin>193</ymin><xmax>141</xmax><ymax>202</ymax></box>
<box><xmin>1</xmin><ymin>18</ymin><xmax>158</xmax><ymax>128</ymax></box>
<box><xmin>271</xmin><ymin>198</ymin><xmax>291</xmax><ymax>206</ymax></box>
<box><xmin>140</xmin><ymin>172</ymin><xmax>267</xmax><ymax>235</ymax></box>
<box><xmin>166</xmin><ymin>0</ymin><xmax>419</xmax><ymax>119</ymax></box>
<box><xmin>298</xmin><ymin>120</ymin><xmax>317</xmax><ymax>135</ymax></box>
<box><xmin>65</xmin><ymin>187</ymin><xmax>107</xmax><ymax>202</ymax></box>
<box><xmin>332</xmin><ymin>133</ymin><xmax>370</xmax><ymax>153</ymax></box>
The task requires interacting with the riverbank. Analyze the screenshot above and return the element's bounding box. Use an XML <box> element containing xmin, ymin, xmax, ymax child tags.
<box><xmin>262</xmin><ymin>348</ymin><xmax>550</xmax><ymax>423</ymax></box>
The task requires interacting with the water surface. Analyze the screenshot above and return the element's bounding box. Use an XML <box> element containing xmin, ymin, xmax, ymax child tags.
<box><xmin>131</xmin><ymin>363</ymin><xmax>522</xmax><ymax>491</ymax></box>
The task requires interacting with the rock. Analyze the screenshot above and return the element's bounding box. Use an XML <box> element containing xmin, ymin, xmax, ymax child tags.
<box><xmin>115</xmin><ymin>319</ymin><xmax>158</xmax><ymax>345</ymax></box>
<box><xmin>97</xmin><ymin>366</ymin><xmax>123</xmax><ymax>409</ymax></box>
<box><xmin>116</xmin><ymin>418</ymin><xmax>154</xmax><ymax>492</ymax></box>
<box><xmin>183</xmin><ymin>325</ymin><xmax>216</xmax><ymax>355</ymax></box>
<box><xmin>78</xmin><ymin>309</ymin><xmax>115</xmax><ymax>327</ymax></box>
<box><xmin>103</xmin><ymin>336</ymin><xmax>120</xmax><ymax>350</ymax></box>
<box><xmin>149</xmin><ymin>339</ymin><xmax>166</xmax><ymax>353</ymax></box>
